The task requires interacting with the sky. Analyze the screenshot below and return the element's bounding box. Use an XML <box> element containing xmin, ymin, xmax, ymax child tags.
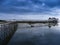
<box><xmin>0</xmin><ymin>0</ymin><xmax>60</xmax><ymax>20</ymax></box>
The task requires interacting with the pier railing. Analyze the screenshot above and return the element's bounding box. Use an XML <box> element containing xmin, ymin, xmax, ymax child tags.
<box><xmin>0</xmin><ymin>18</ymin><xmax>58</xmax><ymax>45</ymax></box>
<box><xmin>0</xmin><ymin>23</ymin><xmax>18</xmax><ymax>45</ymax></box>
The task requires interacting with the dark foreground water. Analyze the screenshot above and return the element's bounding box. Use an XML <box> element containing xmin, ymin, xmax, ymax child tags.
<box><xmin>8</xmin><ymin>23</ymin><xmax>60</xmax><ymax>45</ymax></box>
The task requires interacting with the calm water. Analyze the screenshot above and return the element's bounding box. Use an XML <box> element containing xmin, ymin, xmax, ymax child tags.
<box><xmin>8</xmin><ymin>23</ymin><xmax>60</xmax><ymax>45</ymax></box>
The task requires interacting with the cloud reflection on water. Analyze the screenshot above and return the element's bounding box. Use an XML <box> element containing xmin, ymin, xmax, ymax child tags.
<box><xmin>8</xmin><ymin>23</ymin><xmax>60</xmax><ymax>45</ymax></box>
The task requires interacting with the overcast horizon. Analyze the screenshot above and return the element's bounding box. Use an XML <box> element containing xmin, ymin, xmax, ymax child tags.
<box><xmin>0</xmin><ymin>0</ymin><xmax>60</xmax><ymax>20</ymax></box>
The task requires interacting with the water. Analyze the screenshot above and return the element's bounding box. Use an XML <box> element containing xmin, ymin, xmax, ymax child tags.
<box><xmin>8</xmin><ymin>23</ymin><xmax>60</xmax><ymax>45</ymax></box>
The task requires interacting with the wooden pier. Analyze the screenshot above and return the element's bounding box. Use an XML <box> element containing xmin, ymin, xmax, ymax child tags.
<box><xmin>0</xmin><ymin>18</ymin><xmax>58</xmax><ymax>45</ymax></box>
<box><xmin>0</xmin><ymin>23</ymin><xmax>18</xmax><ymax>45</ymax></box>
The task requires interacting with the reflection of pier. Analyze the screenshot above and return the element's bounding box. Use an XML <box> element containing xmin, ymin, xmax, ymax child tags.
<box><xmin>0</xmin><ymin>18</ymin><xmax>58</xmax><ymax>45</ymax></box>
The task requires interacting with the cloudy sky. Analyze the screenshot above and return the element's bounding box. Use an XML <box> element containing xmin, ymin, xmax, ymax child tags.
<box><xmin>0</xmin><ymin>0</ymin><xmax>60</xmax><ymax>20</ymax></box>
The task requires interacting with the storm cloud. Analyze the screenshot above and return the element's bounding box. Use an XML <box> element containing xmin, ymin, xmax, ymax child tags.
<box><xmin>0</xmin><ymin>0</ymin><xmax>60</xmax><ymax>13</ymax></box>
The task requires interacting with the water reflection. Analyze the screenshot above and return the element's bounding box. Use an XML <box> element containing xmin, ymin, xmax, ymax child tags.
<box><xmin>8</xmin><ymin>23</ymin><xmax>60</xmax><ymax>45</ymax></box>
<box><xmin>48</xmin><ymin>23</ymin><xmax>58</xmax><ymax>28</ymax></box>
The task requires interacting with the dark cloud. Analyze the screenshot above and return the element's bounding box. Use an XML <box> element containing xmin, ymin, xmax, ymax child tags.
<box><xmin>0</xmin><ymin>0</ymin><xmax>60</xmax><ymax>14</ymax></box>
<box><xmin>44</xmin><ymin>0</ymin><xmax>60</xmax><ymax>7</ymax></box>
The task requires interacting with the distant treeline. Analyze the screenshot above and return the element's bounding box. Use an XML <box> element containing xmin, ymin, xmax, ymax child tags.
<box><xmin>0</xmin><ymin>20</ymin><xmax>7</xmax><ymax>23</ymax></box>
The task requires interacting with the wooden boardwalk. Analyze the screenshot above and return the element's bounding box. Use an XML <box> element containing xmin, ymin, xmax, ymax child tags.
<box><xmin>0</xmin><ymin>23</ymin><xmax>18</xmax><ymax>45</ymax></box>
<box><xmin>0</xmin><ymin>18</ymin><xmax>58</xmax><ymax>45</ymax></box>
